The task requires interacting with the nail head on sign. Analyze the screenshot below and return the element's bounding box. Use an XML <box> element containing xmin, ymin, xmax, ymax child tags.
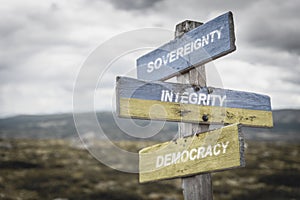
<box><xmin>202</xmin><ymin>115</ymin><xmax>209</xmax><ymax>122</ymax></box>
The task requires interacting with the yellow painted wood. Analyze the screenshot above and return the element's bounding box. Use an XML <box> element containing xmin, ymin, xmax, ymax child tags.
<box><xmin>119</xmin><ymin>98</ymin><xmax>273</xmax><ymax>128</ymax></box>
<box><xmin>139</xmin><ymin>123</ymin><xmax>244</xmax><ymax>183</ymax></box>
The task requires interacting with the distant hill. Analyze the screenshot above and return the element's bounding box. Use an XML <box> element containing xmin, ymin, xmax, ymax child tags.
<box><xmin>0</xmin><ymin>110</ymin><xmax>299</xmax><ymax>142</ymax></box>
<box><xmin>243</xmin><ymin>109</ymin><xmax>300</xmax><ymax>141</ymax></box>
<box><xmin>0</xmin><ymin>112</ymin><xmax>177</xmax><ymax>141</ymax></box>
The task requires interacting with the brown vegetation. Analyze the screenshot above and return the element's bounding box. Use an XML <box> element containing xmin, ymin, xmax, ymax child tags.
<box><xmin>0</xmin><ymin>139</ymin><xmax>299</xmax><ymax>200</ymax></box>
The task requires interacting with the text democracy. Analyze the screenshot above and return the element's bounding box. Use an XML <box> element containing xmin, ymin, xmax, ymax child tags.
<box><xmin>161</xmin><ymin>90</ymin><xmax>226</xmax><ymax>106</ymax></box>
<box><xmin>156</xmin><ymin>141</ymin><xmax>230</xmax><ymax>168</ymax></box>
<box><xmin>146</xmin><ymin>28</ymin><xmax>222</xmax><ymax>73</ymax></box>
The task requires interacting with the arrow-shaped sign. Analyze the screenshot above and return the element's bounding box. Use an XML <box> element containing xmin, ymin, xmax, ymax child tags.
<box><xmin>116</xmin><ymin>76</ymin><xmax>273</xmax><ymax>128</ymax></box>
<box><xmin>137</xmin><ymin>12</ymin><xmax>236</xmax><ymax>81</ymax></box>
<box><xmin>139</xmin><ymin>123</ymin><xmax>245</xmax><ymax>183</ymax></box>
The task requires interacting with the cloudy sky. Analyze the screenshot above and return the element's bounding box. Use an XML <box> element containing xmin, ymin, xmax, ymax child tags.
<box><xmin>1</xmin><ymin>0</ymin><xmax>300</xmax><ymax>117</ymax></box>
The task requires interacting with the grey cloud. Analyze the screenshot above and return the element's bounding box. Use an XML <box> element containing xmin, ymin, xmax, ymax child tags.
<box><xmin>107</xmin><ymin>0</ymin><xmax>163</xmax><ymax>11</ymax></box>
<box><xmin>0</xmin><ymin>2</ymin><xmax>85</xmax><ymax>73</ymax></box>
<box><xmin>0</xmin><ymin>2</ymin><xmax>86</xmax><ymax>102</ymax></box>
<box><xmin>0</xmin><ymin>7</ymin><xmax>79</xmax><ymax>47</ymax></box>
<box><xmin>239</xmin><ymin>1</ymin><xmax>300</xmax><ymax>55</ymax></box>
<box><xmin>187</xmin><ymin>0</ymin><xmax>255</xmax><ymax>10</ymax></box>
<box><xmin>245</xmin><ymin>21</ymin><xmax>300</xmax><ymax>55</ymax></box>
<box><xmin>231</xmin><ymin>46</ymin><xmax>300</xmax><ymax>69</ymax></box>
<box><xmin>283</xmin><ymin>75</ymin><xmax>300</xmax><ymax>86</ymax></box>
<box><xmin>0</xmin><ymin>20</ymin><xmax>23</xmax><ymax>39</ymax></box>
<box><xmin>1</xmin><ymin>0</ymin><xmax>300</xmax><ymax>117</ymax></box>
<box><xmin>50</xmin><ymin>3</ymin><xmax>59</xmax><ymax>11</ymax></box>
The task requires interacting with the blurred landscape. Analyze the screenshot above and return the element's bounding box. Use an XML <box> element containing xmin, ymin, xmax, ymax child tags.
<box><xmin>1</xmin><ymin>109</ymin><xmax>300</xmax><ymax>141</ymax></box>
<box><xmin>0</xmin><ymin>109</ymin><xmax>299</xmax><ymax>199</ymax></box>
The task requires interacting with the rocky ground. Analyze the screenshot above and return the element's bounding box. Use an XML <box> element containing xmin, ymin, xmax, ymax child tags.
<box><xmin>0</xmin><ymin>139</ymin><xmax>299</xmax><ymax>200</ymax></box>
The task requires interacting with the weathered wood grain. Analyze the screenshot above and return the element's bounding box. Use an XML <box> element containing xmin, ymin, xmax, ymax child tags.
<box><xmin>139</xmin><ymin>123</ymin><xmax>245</xmax><ymax>183</ymax></box>
<box><xmin>136</xmin><ymin>12</ymin><xmax>236</xmax><ymax>81</ymax></box>
<box><xmin>176</xmin><ymin>20</ymin><xmax>212</xmax><ymax>200</ymax></box>
<box><xmin>116</xmin><ymin>76</ymin><xmax>273</xmax><ymax>127</ymax></box>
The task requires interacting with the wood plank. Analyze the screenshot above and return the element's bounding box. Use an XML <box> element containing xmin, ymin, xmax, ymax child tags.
<box><xmin>139</xmin><ymin>123</ymin><xmax>245</xmax><ymax>183</ymax></box>
<box><xmin>178</xmin><ymin>65</ymin><xmax>213</xmax><ymax>199</ymax></box>
<box><xmin>175</xmin><ymin>20</ymin><xmax>212</xmax><ymax>200</ymax></box>
<box><xmin>116</xmin><ymin>76</ymin><xmax>273</xmax><ymax>127</ymax></box>
<box><xmin>136</xmin><ymin>12</ymin><xmax>236</xmax><ymax>81</ymax></box>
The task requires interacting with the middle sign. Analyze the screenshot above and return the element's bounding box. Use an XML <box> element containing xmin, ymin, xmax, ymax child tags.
<box><xmin>116</xmin><ymin>76</ymin><xmax>273</xmax><ymax>127</ymax></box>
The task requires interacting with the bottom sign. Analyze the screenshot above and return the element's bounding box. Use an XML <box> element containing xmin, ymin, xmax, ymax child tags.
<box><xmin>139</xmin><ymin>123</ymin><xmax>245</xmax><ymax>183</ymax></box>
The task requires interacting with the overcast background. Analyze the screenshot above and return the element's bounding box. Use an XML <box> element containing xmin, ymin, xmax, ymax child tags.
<box><xmin>1</xmin><ymin>0</ymin><xmax>299</xmax><ymax>117</ymax></box>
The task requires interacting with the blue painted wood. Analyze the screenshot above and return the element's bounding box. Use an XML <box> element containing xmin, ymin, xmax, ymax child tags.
<box><xmin>116</xmin><ymin>77</ymin><xmax>271</xmax><ymax>111</ymax></box>
<box><xmin>137</xmin><ymin>12</ymin><xmax>236</xmax><ymax>81</ymax></box>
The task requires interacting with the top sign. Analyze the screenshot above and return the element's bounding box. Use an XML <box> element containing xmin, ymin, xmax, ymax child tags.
<box><xmin>137</xmin><ymin>12</ymin><xmax>236</xmax><ymax>81</ymax></box>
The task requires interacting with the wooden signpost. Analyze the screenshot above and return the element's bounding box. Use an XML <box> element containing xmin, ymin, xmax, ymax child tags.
<box><xmin>116</xmin><ymin>76</ymin><xmax>273</xmax><ymax>128</ymax></box>
<box><xmin>139</xmin><ymin>123</ymin><xmax>244</xmax><ymax>183</ymax></box>
<box><xmin>137</xmin><ymin>12</ymin><xmax>236</xmax><ymax>81</ymax></box>
<box><xmin>115</xmin><ymin>11</ymin><xmax>273</xmax><ymax>200</ymax></box>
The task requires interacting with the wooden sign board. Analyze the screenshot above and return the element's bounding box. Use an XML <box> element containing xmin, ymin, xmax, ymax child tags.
<box><xmin>137</xmin><ymin>12</ymin><xmax>236</xmax><ymax>81</ymax></box>
<box><xmin>116</xmin><ymin>76</ymin><xmax>273</xmax><ymax>128</ymax></box>
<box><xmin>139</xmin><ymin>123</ymin><xmax>245</xmax><ymax>183</ymax></box>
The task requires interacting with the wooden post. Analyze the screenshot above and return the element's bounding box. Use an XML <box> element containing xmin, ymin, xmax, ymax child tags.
<box><xmin>175</xmin><ymin>20</ymin><xmax>213</xmax><ymax>200</ymax></box>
